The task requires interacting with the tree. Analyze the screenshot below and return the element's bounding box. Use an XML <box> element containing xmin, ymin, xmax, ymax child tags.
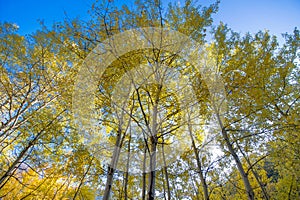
<box><xmin>0</xmin><ymin>22</ymin><xmax>97</xmax><ymax>199</ymax></box>
<box><xmin>1</xmin><ymin>0</ymin><xmax>299</xmax><ymax>199</ymax></box>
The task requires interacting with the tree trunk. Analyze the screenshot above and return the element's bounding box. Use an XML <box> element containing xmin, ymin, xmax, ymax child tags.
<box><xmin>124</xmin><ymin>132</ymin><xmax>131</xmax><ymax>200</ymax></box>
<box><xmin>215</xmin><ymin>112</ymin><xmax>255</xmax><ymax>200</ymax></box>
<box><xmin>236</xmin><ymin>142</ymin><xmax>269</xmax><ymax>200</ymax></box>
<box><xmin>103</xmin><ymin>125</ymin><xmax>123</xmax><ymax>200</ymax></box>
<box><xmin>142</xmin><ymin>146</ymin><xmax>147</xmax><ymax>200</ymax></box>
<box><xmin>147</xmin><ymin>136</ymin><xmax>157</xmax><ymax>200</ymax></box>
<box><xmin>147</xmin><ymin>102</ymin><xmax>158</xmax><ymax>200</ymax></box>
<box><xmin>0</xmin><ymin>110</ymin><xmax>63</xmax><ymax>188</ymax></box>
<box><xmin>73</xmin><ymin>157</ymin><xmax>94</xmax><ymax>200</ymax></box>
<box><xmin>188</xmin><ymin>123</ymin><xmax>210</xmax><ymax>200</ymax></box>
<box><xmin>162</xmin><ymin>140</ymin><xmax>171</xmax><ymax>200</ymax></box>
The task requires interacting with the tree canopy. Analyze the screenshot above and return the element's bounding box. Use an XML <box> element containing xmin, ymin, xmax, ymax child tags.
<box><xmin>0</xmin><ymin>0</ymin><xmax>299</xmax><ymax>199</ymax></box>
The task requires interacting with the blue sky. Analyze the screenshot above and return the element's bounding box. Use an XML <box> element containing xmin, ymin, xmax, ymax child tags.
<box><xmin>0</xmin><ymin>0</ymin><xmax>299</xmax><ymax>38</ymax></box>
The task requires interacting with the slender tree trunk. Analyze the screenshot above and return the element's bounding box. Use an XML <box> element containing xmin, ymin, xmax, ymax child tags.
<box><xmin>142</xmin><ymin>146</ymin><xmax>147</xmax><ymax>200</ymax></box>
<box><xmin>103</xmin><ymin>125</ymin><xmax>123</xmax><ymax>200</ymax></box>
<box><xmin>147</xmin><ymin>136</ymin><xmax>157</xmax><ymax>200</ymax></box>
<box><xmin>147</xmin><ymin>102</ymin><xmax>158</xmax><ymax>200</ymax></box>
<box><xmin>162</xmin><ymin>139</ymin><xmax>171</xmax><ymax>200</ymax></box>
<box><xmin>251</xmin><ymin>168</ymin><xmax>269</xmax><ymax>200</ymax></box>
<box><xmin>215</xmin><ymin>111</ymin><xmax>255</xmax><ymax>200</ymax></box>
<box><xmin>162</xmin><ymin>169</ymin><xmax>167</xmax><ymax>200</ymax></box>
<box><xmin>222</xmin><ymin>129</ymin><xmax>254</xmax><ymax>200</ymax></box>
<box><xmin>188</xmin><ymin>123</ymin><xmax>209</xmax><ymax>200</ymax></box>
<box><xmin>0</xmin><ymin>141</ymin><xmax>33</xmax><ymax>189</ymax></box>
<box><xmin>124</xmin><ymin>131</ymin><xmax>131</xmax><ymax>200</ymax></box>
<box><xmin>236</xmin><ymin>142</ymin><xmax>269</xmax><ymax>200</ymax></box>
<box><xmin>0</xmin><ymin>110</ymin><xmax>63</xmax><ymax>188</ymax></box>
<box><xmin>73</xmin><ymin>157</ymin><xmax>94</xmax><ymax>200</ymax></box>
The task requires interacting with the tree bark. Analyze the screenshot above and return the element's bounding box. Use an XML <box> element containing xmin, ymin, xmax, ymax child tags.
<box><xmin>188</xmin><ymin>123</ymin><xmax>210</xmax><ymax>200</ymax></box>
<box><xmin>162</xmin><ymin>140</ymin><xmax>171</xmax><ymax>200</ymax></box>
<box><xmin>147</xmin><ymin>101</ymin><xmax>158</xmax><ymax>200</ymax></box>
<box><xmin>142</xmin><ymin>146</ymin><xmax>147</xmax><ymax>200</ymax></box>
<box><xmin>103</xmin><ymin>125</ymin><xmax>123</xmax><ymax>200</ymax></box>
<box><xmin>147</xmin><ymin>136</ymin><xmax>157</xmax><ymax>200</ymax></box>
<box><xmin>236</xmin><ymin>142</ymin><xmax>269</xmax><ymax>200</ymax></box>
<box><xmin>215</xmin><ymin>111</ymin><xmax>255</xmax><ymax>200</ymax></box>
<box><xmin>124</xmin><ymin>132</ymin><xmax>131</xmax><ymax>200</ymax></box>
